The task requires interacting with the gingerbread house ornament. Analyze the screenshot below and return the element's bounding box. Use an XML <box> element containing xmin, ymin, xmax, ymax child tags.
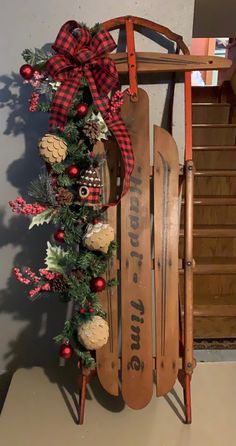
<box><xmin>77</xmin><ymin>166</ymin><xmax>102</xmax><ymax>205</ymax></box>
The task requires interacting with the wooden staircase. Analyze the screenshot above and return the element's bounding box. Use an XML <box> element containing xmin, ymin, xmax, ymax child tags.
<box><xmin>180</xmin><ymin>85</ymin><xmax>236</xmax><ymax>342</ymax></box>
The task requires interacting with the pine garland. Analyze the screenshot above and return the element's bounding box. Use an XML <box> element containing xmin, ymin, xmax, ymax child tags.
<box><xmin>11</xmin><ymin>24</ymin><xmax>124</xmax><ymax>368</ymax></box>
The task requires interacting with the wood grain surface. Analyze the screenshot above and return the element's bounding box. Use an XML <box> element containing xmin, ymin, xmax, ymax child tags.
<box><xmin>120</xmin><ymin>89</ymin><xmax>153</xmax><ymax>409</ymax></box>
<box><xmin>110</xmin><ymin>53</ymin><xmax>231</xmax><ymax>74</ymax></box>
<box><xmin>153</xmin><ymin>126</ymin><xmax>180</xmax><ymax>396</ymax></box>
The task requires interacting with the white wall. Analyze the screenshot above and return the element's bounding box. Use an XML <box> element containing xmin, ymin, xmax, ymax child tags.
<box><xmin>0</xmin><ymin>0</ymin><xmax>194</xmax><ymax>372</ymax></box>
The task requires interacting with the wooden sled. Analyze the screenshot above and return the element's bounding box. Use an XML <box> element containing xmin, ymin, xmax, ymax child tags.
<box><xmin>78</xmin><ymin>16</ymin><xmax>231</xmax><ymax>425</ymax></box>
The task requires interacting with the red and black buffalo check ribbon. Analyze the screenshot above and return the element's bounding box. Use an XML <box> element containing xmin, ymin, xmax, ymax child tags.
<box><xmin>46</xmin><ymin>20</ymin><xmax>134</xmax><ymax>206</ymax></box>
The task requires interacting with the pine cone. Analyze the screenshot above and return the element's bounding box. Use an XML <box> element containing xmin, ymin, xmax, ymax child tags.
<box><xmin>72</xmin><ymin>269</ymin><xmax>85</xmax><ymax>283</ymax></box>
<box><xmin>56</xmin><ymin>187</ymin><xmax>73</xmax><ymax>205</ymax></box>
<box><xmin>52</xmin><ymin>276</ymin><xmax>68</xmax><ymax>293</ymax></box>
<box><xmin>38</xmin><ymin>134</ymin><xmax>68</xmax><ymax>164</ymax></box>
<box><xmin>83</xmin><ymin>120</ymin><xmax>101</xmax><ymax>144</ymax></box>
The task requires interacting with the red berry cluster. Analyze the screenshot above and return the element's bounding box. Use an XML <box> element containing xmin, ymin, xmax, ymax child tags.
<box><xmin>107</xmin><ymin>90</ymin><xmax>124</xmax><ymax>119</ymax></box>
<box><xmin>9</xmin><ymin>197</ymin><xmax>46</xmax><ymax>215</ymax></box>
<box><xmin>13</xmin><ymin>267</ymin><xmax>61</xmax><ymax>298</ymax></box>
<box><xmin>39</xmin><ymin>268</ymin><xmax>61</xmax><ymax>281</ymax></box>
<box><xmin>13</xmin><ymin>268</ymin><xmax>31</xmax><ymax>285</ymax></box>
<box><xmin>28</xmin><ymin>283</ymin><xmax>51</xmax><ymax>298</ymax></box>
<box><xmin>79</xmin><ymin>305</ymin><xmax>94</xmax><ymax>315</ymax></box>
<box><xmin>29</xmin><ymin>92</ymin><xmax>40</xmax><ymax>112</ymax></box>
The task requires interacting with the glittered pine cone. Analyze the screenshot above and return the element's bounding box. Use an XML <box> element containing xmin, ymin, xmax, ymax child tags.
<box><xmin>77</xmin><ymin>316</ymin><xmax>109</xmax><ymax>350</ymax></box>
<box><xmin>38</xmin><ymin>134</ymin><xmax>68</xmax><ymax>164</ymax></box>
<box><xmin>83</xmin><ymin>120</ymin><xmax>101</xmax><ymax>144</ymax></box>
<box><xmin>56</xmin><ymin>187</ymin><xmax>73</xmax><ymax>205</ymax></box>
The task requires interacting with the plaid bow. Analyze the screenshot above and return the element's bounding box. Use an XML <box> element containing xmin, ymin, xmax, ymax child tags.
<box><xmin>46</xmin><ymin>21</ymin><xmax>134</xmax><ymax>206</ymax></box>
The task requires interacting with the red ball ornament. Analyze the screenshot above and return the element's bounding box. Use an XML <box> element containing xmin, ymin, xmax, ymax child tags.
<box><xmin>76</xmin><ymin>103</ymin><xmax>89</xmax><ymax>118</ymax></box>
<box><xmin>59</xmin><ymin>343</ymin><xmax>73</xmax><ymax>359</ymax></box>
<box><xmin>90</xmin><ymin>277</ymin><xmax>106</xmax><ymax>293</ymax></box>
<box><xmin>19</xmin><ymin>64</ymin><xmax>34</xmax><ymax>80</ymax></box>
<box><xmin>67</xmin><ymin>165</ymin><xmax>80</xmax><ymax>178</ymax></box>
<box><xmin>88</xmin><ymin>307</ymin><xmax>94</xmax><ymax>313</ymax></box>
<box><xmin>54</xmin><ymin>229</ymin><xmax>65</xmax><ymax>243</ymax></box>
<box><xmin>79</xmin><ymin>308</ymin><xmax>85</xmax><ymax>314</ymax></box>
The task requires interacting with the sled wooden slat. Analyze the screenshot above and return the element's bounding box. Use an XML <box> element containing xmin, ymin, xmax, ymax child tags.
<box><xmin>153</xmin><ymin>126</ymin><xmax>180</xmax><ymax>396</ymax></box>
<box><xmin>95</xmin><ymin>140</ymin><xmax>119</xmax><ymax>396</ymax></box>
<box><xmin>110</xmin><ymin>53</ymin><xmax>231</xmax><ymax>74</ymax></box>
<box><xmin>120</xmin><ymin>89</ymin><xmax>153</xmax><ymax>409</ymax></box>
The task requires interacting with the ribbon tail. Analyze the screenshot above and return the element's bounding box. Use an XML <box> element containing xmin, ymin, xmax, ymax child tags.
<box><xmin>49</xmin><ymin>76</ymin><xmax>82</xmax><ymax>131</ymax></box>
<box><xmin>102</xmin><ymin>113</ymin><xmax>134</xmax><ymax>210</ymax></box>
<box><xmin>85</xmin><ymin>70</ymin><xmax>134</xmax><ymax>209</ymax></box>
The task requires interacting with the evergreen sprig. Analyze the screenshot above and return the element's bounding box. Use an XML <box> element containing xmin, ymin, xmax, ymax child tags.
<box><xmin>22</xmin><ymin>48</ymin><xmax>52</xmax><ymax>66</ymax></box>
<box><xmin>37</xmin><ymin>102</ymin><xmax>51</xmax><ymax>113</ymax></box>
<box><xmin>29</xmin><ymin>171</ymin><xmax>57</xmax><ymax>206</ymax></box>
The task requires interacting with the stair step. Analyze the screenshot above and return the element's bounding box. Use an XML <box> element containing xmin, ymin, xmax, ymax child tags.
<box><xmin>182</xmin><ymin>196</ymin><xmax>236</xmax><ymax>205</ymax></box>
<box><xmin>192</xmin><ymin>103</ymin><xmax>230</xmax><ymax>106</ymax></box>
<box><xmin>192</xmin><ymin>86</ymin><xmax>220</xmax><ymax>103</ymax></box>
<box><xmin>193</xmin><ymin>124</ymin><xmax>236</xmax><ymax>146</ymax></box>
<box><xmin>193</xmin><ymin>145</ymin><xmax>236</xmax><ymax>151</ymax></box>
<box><xmin>195</xmin><ymin>170</ymin><xmax>236</xmax><ymax>177</ymax></box>
<box><xmin>194</xmin><ymin>319</ymin><xmax>236</xmax><ymax>339</ymax></box>
<box><xmin>180</xmin><ymin>225</ymin><xmax>236</xmax><ymax>237</ymax></box>
<box><xmin>191</xmin><ymin>293</ymin><xmax>236</xmax><ymax>307</ymax></box>
<box><xmin>193</xmin><ymin>124</ymin><xmax>236</xmax><ymax>128</ymax></box>
<box><xmin>181</xmin><ymin>257</ymin><xmax>236</xmax><ymax>274</ymax></box>
<box><xmin>196</xmin><ymin>257</ymin><xmax>236</xmax><ymax>274</ymax></box>
<box><xmin>192</xmin><ymin>305</ymin><xmax>236</xmax><ymax>317</ymax></box>
<box><xmin>192</xmin><ymin>103</ymin><xmax>230</xmax><ymax>124</ymax></box>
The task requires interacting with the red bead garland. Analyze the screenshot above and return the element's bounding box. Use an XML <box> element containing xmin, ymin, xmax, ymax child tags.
<box><xmin>20</xmin><ymin>64</ymin><xmax>34</xmax><ymax>80</ymax></box>
<box><xmin>90</xmin><ymin>277</ymin><xmax>106</xmax><ymax>292</ymax></box>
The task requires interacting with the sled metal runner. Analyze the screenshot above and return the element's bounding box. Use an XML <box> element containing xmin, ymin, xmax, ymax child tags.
<box><xmin>78</xmin><ymin>15</ymin><xmax>231</xmax><ymax>424</ymax></box>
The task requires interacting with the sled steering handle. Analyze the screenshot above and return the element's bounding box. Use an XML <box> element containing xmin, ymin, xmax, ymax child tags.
<box><xmin>102</xmin><ymin>15</ymin><xmax>190</xmax><ymax>100</ymax></box>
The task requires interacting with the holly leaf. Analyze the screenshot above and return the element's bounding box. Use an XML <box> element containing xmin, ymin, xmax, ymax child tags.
<box><xmin>57</xmin><ymin>174</ymin><xmax>73</xmax><ymax>187</ymax></box>
<box><xmin>44</xmin><ymin>242</ymin><xmax>67</xmax><ymax>274</ymax></box>
<box><xmin>52</xmin><ymin>163</ymin><xmax>65</xmax><ymax>174</ymax></box>
<box><xmin>29</xmin><ymin>208</ymin><xmax>55</xmax><ymax>230</ymax></box>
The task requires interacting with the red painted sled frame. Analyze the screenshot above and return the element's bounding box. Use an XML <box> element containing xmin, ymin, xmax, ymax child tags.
<box><xmin>77</xmin><ymin>15</ymin><xmax>230</xmax><ymax>425</ymax></box>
